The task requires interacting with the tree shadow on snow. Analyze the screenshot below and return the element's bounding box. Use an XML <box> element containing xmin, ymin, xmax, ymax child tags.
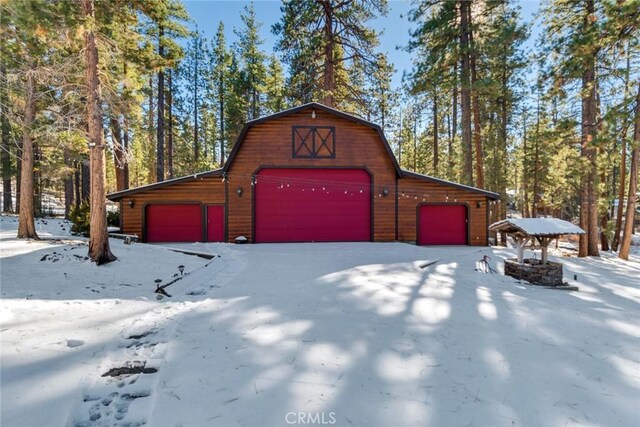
<box><xmin>147</xmin><ymin>243</ymin><xmax>639</xmax><ymax>426</ymax></box>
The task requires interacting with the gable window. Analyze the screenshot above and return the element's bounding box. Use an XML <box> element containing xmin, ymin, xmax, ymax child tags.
<box><xmin>292</xmin><ymin>126</ymin><xmax>335</xmax><ymax>159</ymax></box>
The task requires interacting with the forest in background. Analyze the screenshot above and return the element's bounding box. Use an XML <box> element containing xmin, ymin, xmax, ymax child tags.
<box><xmin>0</xmin><ymin>0</ymin><xmax>639</xmax><ymax>262</ymax></box>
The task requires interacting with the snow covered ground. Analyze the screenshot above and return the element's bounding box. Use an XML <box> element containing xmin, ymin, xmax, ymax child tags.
<box><xmin>1</xmin><ymin>215</ymin><xmax>639</xmax><ymax>427</ymax></box>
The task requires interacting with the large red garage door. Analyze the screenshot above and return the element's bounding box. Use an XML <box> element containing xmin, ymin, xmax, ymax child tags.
<box><xmin>146</xmin><ymin>204</ymin><xmax>202</xmax><ymax>243</ymax></box>
<box><xmin>418</xmin><ymin>204</ymin><xmax>467</xmax><ymax>245</ymax></box>
<box><xmin>254</xmin><ymin>168</ymin><xmax>371</xmax><ymax>243</ymax></box>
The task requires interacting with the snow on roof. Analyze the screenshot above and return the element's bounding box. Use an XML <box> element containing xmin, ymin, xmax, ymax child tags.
<box><xmin>489</xmin><ymin>218</ymin><xmax>585</xmax><ymax>236</ymax></box>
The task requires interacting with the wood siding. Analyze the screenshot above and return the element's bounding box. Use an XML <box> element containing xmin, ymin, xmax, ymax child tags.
<box><xmin>397</xmin><ymin>177</ymin><xmax>488</xmax><ymax>246</ymax></box>
<box><xmin>226</xmin><ymin>109</ymin><xmax>397</xmax><ymax>242</ymax></box>
<box><xmin>120</xmin><ymin>176</ymin><xmax>226</xmax><ymax>240</ymax></box>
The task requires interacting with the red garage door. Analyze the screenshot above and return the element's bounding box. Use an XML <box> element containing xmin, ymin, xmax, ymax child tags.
<box><xmin>254</xmin><ymin>168</ymin><xmax>371</xmax><ymax>243</ymax></box>
<box><xmin>418</xmin><ymin>204</ymin><xmax>467</xmax><ymax>245</ymax></box>
<box><xmin>206</xmin><ymin>205</ymin><xmax>225</xmax><ymax>242</ymax></box>
<box><xmin>146</xmin><ymin>204</ymin><xmax>202</xmax><ymax>243</ymax></box>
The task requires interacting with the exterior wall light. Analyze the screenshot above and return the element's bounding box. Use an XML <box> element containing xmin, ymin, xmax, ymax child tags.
<box><xmin>382</xmin><ymin>187</ymin><xmax>389</xmax><ymax>197</ymax></box>
<box><xmin>311</xmin><ymin>109</ymin><xmax>316</xmax><ymax>119</ymax></box>
<box><xmin>477</xmin><ymin>201</ymin><xmax>482</xmax><ymax>208</ymax></box>
<box><xmin>237</xmin><ymin>186</ymin><xmax>243</xmax><ymax>197</ymax></box>
<box><xmin>128</xmin><ymin>199</ymin><xmax>135</xmax><ymax>208</ymax></box>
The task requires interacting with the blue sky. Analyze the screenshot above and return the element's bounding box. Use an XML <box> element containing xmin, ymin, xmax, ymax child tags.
<box><xmin>182</xmin><ymin>0</ymin><xmax>543</xmax><ymax>89</ymax></box>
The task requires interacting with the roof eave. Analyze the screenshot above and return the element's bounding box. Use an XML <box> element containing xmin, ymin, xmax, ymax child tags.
<box><xmin>106</xmin><ymin>169</ymin><xmax>223</xmax><ymax>200</ymax></box>
<box><xmin>401</xmin><ymin>170</ymin><xmax>501</xmax><ymax>199</ymax></box>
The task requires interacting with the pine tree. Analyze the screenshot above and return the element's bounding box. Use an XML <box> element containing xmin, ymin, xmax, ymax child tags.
<box><xmin>0</xmin><ymin>39</ymin><xmax>11</xmax><ymax>213</ymax></box>
<box><xmin>2</xmin><ymin>0</ymin><xmax>64</xmax><ymax>239</ymax></box>
<box><xmin>542</xmin><ymin>0</ymin><xmax>603</xmax><ymax>256</ymax></box>
<box><xmin>225</xmin><ymin>52</ymin><xmax>247</xmax><ymax>147</ymax></box>
<box><xmin>143</xmin><ymin>0</ymin><xmax>188</xmax><ymax>182</ymax></box>
<box><xmin>619</xmin><ymin>83</ymin><xmax>639</xmax><ymax>260</ymax></box>
<box><xmin>264</xmin><ymin>54</ymin><xmax>286</xmax><ymax>115</ymax></box>
<box><xmin>273</xmin><ymin>0</ymin><xmax>388</xmax><ymax>109</ymax></box>
<box><xmin>485</xmin><ymin>2</ymin><xmax>528</xmax><ymax>225</ymax></box>
<box><xmin>181</xmin><ymin>27</ymin><xmax>208</xmax><ymax>164</ymax></box>
<box><xmin>210</xmin><ymin>21</ymin><xmax>230</xmax><ymax>165</ymax></box>
<box><xmin>234</xmin><ymin>3</ymin><xmax>267</xmax><ymax>120</ymax></box>
<box><xmin>368</xmin><ymin>53</ymin><xmax>397</xmax><ymax>133</ymax></box>
<box><xmin>82</xmin><ymin>0</ymin><xmax>116</xmax><ymax>264</ymax></box>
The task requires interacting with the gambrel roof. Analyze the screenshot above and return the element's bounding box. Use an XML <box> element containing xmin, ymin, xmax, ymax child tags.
<box><xmin>222</xmin><ymin>102</ymin><xmax>402</xmax><ymax>175</ymax></box>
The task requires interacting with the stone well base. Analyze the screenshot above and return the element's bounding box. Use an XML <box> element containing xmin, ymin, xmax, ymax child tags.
<box><xmin>504</xmin><ymin>258</ymin><xmax>564</xmax><ymax>286</ymax></box>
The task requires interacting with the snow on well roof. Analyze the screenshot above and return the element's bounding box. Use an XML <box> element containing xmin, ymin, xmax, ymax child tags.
<box><xmin>489</xmin><ymin>218</ymin><xmax>585</xmax><ymax>236</ymax></box>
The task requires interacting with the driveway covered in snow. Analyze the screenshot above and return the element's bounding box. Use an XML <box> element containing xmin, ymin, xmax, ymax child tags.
<box><xmin>1</xmin><ymin>217</ymin><xmax>639</xmax><ymax>426</ymax></box>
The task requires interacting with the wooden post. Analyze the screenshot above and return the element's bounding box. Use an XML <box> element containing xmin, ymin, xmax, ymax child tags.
<box><xmin>535</xmin><ymin>236</ymin><xmax>555</xmax><ymax>264</ymax></box>
<box><xmin>514</xmin><ymin>235</ymin><xmax>529</xmax><ymax>264</ymax></box>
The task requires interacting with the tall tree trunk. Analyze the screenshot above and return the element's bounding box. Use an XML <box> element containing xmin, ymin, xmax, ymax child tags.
<box><xmin>122</xmin><ymin>116</ymin><xmax>129</xmax><ymax>189</ymax></box>
<box><xmin>499</xmin><ymin>63</ymin><xmax>508</xmax><ymax>244</ymax></box>
<box><xmin>381</xmin><ymin>87</ymin><xmax>386</xmax><ymax>131</ymax></box>
<box><xmin>63</xmin><ymin>148</ymin><xmax>73</xmax><ymax>219</ymax></box>
<box><xmin>34</xmin><ymin>144</ymin><xmax>42</xmax><ymax>217</ymax></box>
<box><xmin>596</xmin><ymin>87</ymin><xmax>610</xmax><ymax>251</ymax></box>
<box><xmin>251</xmin><ymin>69</ymin><xmax>258</xmax><ymax>119</ymax></box>
<box><xmin>194</xmin><ymin>33</ymin><xmax>199</xmax><ymax>163</ymax></box>
<box><xmin>522</xmin><ymin>109</ymin><xmax>529</xmax><ymax>218</ymax></box>
<box><xmin>612</xmin><ymin>133</ymin><xmax>628</xmax><ymax>249</ymax></box>
<box><xmin>15</xmin><ymin>139</ymin><xmax>21</xmax><ymax>213</ymax></box>
<box><xmin>579</xmin><ymin>0</ymin><xmax>600</xmax><ymax>257</ymax></box>
<box><xmin>157</xmin><ymin>25</ymin><xmax>165</xmax><ymax>182</ymax></box>
<box><xmin>1</xmin><ymin>60</ymin><xmax>12</xmax><ymax>213</ymax></box>
<box><xmin>413</xmin><ymin>105</ymin><xmax>418</xmax><ymax>171</ymax></box>
<box><xmin>121</xmin><ymin>62</ymin><xmax>129</xmax><ymax>189</ymax></box>
<box><xmin>219</xmin><ymin>64</ymin><xmax>225</xmax><ymax>166</ymax></box>
<box><xmin>83</xmin><ymin>0</ymin><xmax>116</xmax><ymax>265</ymax></box>
<box><xmin>450</xmin><ymin>59</ymin><xmax>457</xmax><ymax>179</ymax></box>
<box><xmin>599</xmin><ymin>193</ymin><xmax>610</xmax><ymax>250</ymax></box>
<box><xmin>202</xmin><ymin>112</ymin><xmax>208</xmax><ymax>159</ymax></box>
<box><xmin>469</xmin><ymin>17</ymin><xmax>483</xmax><ymax>188</ymax></box>
<box><xmin>612</xmin><ymin>48</ymin><xmax>631</xmax><ymax>251</ymax></box>
<box><xmin>147</xmin><ymin>76</ymin><xmax>155</xmax><ymax>183</ymax></box>
<box><xmin>433</xmin><ymin>86</ymin><xmax>438</xmax><ymax>176</ymax></box>
<box><xmin>321</xmin><ymin>0</ymin><xmax>335</xmax><ymax>107</ymax></box>
<box><xmin>533</xmin><ymin>85</ymin><xmax>541</xmax><ymax>217</ymax></box>
<box><xmin>459</xmin><ymin>0</ymin><xmax>473</xmax><ymax>186</ymax></box>
<box><xmin>17</xmin><ymin>64</ymin><xmax>38</xmax><ymax>239</ymax></box>
<box><xmin>619</xmin><ymin>84</ymin><xmax>639</xmax><ymax>260</ymax></box>
<box><xmin>110</xmin><ymin>116</ymin><xmax>127</xmax><ymax>192</ymax></box>
<box><xmin>398</xmin><ymin>110</ymin><xmax>403</xmax><ymax>164</ymax></box>
<box><xmin>167</xmin><ymin>69</ymin><xmax>174</xmax><ymax>179</ymax></box>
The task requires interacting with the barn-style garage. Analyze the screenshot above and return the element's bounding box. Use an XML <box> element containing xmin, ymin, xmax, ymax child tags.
<box><xmin>108</xmin><ymin>103</ymin><xmax>499</xmax><ymax>245</ymax></box>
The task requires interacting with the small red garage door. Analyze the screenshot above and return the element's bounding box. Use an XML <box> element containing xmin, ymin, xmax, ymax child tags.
<box><xmin>254</xmin><ymin>168</ymin><xmax>371</xmax><ymax>243</ymax></box>
<box><xmin>418</xmin><ymin>204</ymin><xmax>467</xmax><ymax>245</ymax></box>
<box><xmin>146</xmin><ymin>204</ymin><xmax>202</xmax><ymax>243</ymax></box>
<box><xmin>206</xmin><ymin>205</ymin><xmax>225</xmax><ymax>242</ymax></box>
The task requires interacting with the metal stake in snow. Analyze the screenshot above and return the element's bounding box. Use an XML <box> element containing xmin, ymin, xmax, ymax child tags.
<box><xmin>475</xmin><ymin>255</ymin><xmax>496</xmax><ymax>273</ymax></box>
<box><xmin>154</xmin><ymin>278</ymin><xmax>171</xmax><ymax>298</ymax></box>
